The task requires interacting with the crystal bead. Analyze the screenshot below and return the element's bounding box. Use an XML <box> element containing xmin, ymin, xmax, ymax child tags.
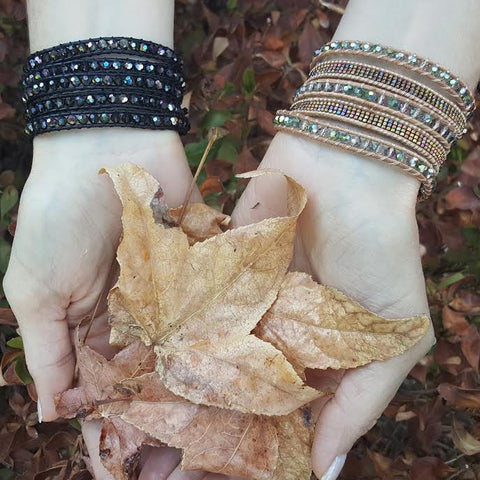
<box><xmin>152</xmin><ymin>116</ymin><xmax>162</xmax><ymax>126</ymax></box>
<box><xmin>100</xmin><ymin>113</ymin><xmax>110</xmax><ymax>123</ymax></box>
<box><xmin>119</xmin><ymin>94</ymin><xmax>128</xmax><ymax>103</ymax></box>
<box><xmin>130</xmin><ymin>41</ymin><xmax>137</xmax><ymax>49</ymax></box>
<box><xmin>98</xmin><ymin>39</ymin><xmax>108</xmax><ymax>49</ymax></box>
<box><xmin>311</xmin><ymin>124</ymin><xmax>319</xmax><ymax>133</ymax></box>
<box><xmin>146</xmin><ymin>64</ymin><xmax>155</xmax><ymax>72</ymax></box>
<box><xmin>112</xmin><ymin>61</ymin><xmax>121</xmax><ymax>69</ymax></box>
<box><xmin>350</xmin><ymin>135</ymin><xmax>360</xmax><ymax>147</ymax></box>
<box><xmin>408</xmin><ymin>55</ymin><xmax>417</xmax><ymax>64</ymax></box>
<box><xmin>131</xmin><ymin>95</ymin><xmax>139</xmax><ymax>103</ymax></box>
<box><xmin>135</xmin><ymin>62</ymin><xmax>144</xmax><ymax>71</ymax></box>
<box><xmin>108</xmin><ymin>94</ymin><xmax>116</xmax><ymax>103</ymax></box>
<box><xmin>387</xmin><ymin>98</ymin><xmax>400</xmax><ymax>109</ymax></box>
<box><xmin>102</xmin><ymin>61</ymin><xmax>110</xmax><ymax>69</ymax></box>
<box><xmin>395</xmin><ymin>52</ymin><xmax>405</xmax><ymax>60</ymax></box>
<box><xmin>86</xmin><ymin>41</ymin><xmax>95</xmax><ymax>50</ymax></box>
<box><xmin>410</xmin><ymin>107</ymin><xmax>420</xmax><ymax>118</ymax></box>
<box><xmin>417</xmin><ymin>164</ymin><xmax>427</xmax><ymax>173</ymax></box>
<box><xmin>119</xmin><ymin>39</ymin><xmax>129</xmax><ymax>49</ymax></box>
<box><xmin>97</xmin><ymin>95</ymin><xmax>107</xmax><ymax>104</ymax></box>
<box><xmin>155</xmin><ymin>80</ymin><xmax>163</xmax><ymax>89</ymax></box>
<box><xmin>396</xmin><ymin>151</ymin><xmax>404</xmax><ymax>162</ymax></box>
<box><xmin>125</xmin><ymin>62</ymin><xmax>133</xmax><ymax>70</ymax></box>
<box><xmin>104</xmin><ymin>75</ymin><xmax>113</xmax><ymax>85</ymax></box>
<box><xmin>361</xmin><ymin>43</ymin><xmax>370</xmax><ymax>51</ymax></box>
<box><xmin>70</xmin><ymin>76</ymin><xmax>81</xmax><ymax>86</ymax></box>
<box><xmin>423</xmin><ymin>113</ymin><xmax>432</xmax><ymax>124</ymax></box>
<box><xmin>77</xmin><ymin>114</ymin><xmax>87</xmax><ymax>124</ymax></box>
<box><xmin>360</xmin><ymin>138</ymin><xmax>370</xmax><ymax>149</ymax></box>
<box><xmin>409</xmin><ymin>157</ymin><xmax>418</xmax><ymax>167</ymax></box>
<box><xmin>140</xmin><ymin>43</ymin><xmax>148</xmax><ymax>52</ymax></box>
<box><xmin>132</xmin><ymin>114</ymin><xmax>141</xmax><ymax>123</ymax></box>
<box><xmin>171</xmin><ymin>117</ymin><xmax>178</xmax><ymax>125</ymax></box>
<box><xmin>340</xmin><ymin>41</ymin><xmax>349</xmax><ymax>48</ymax></box>
<box><xmin>67</xmin><ymin>115</ymin><xmax>77</xmax><ymax>125</ymax></box>
<box><xmin>146</xmin><ymin>78</ymin><xmax>155</xmax><ymax>88</ymax></box>
<box><xmin>86</xmin><ymin>95</ymin><xmax>95</xmax><ymax>104</ymax></box>
<box><xmin>75</xmin><ymin>96</ymin><xmax>85</xmax><ymax>106</ymax></box>
<box><xmin>81</xmin><ymin>75</ymin><xmax>90</xmax><ymax>85</ymax></box>
<box><xmin>94</xmin><ymin>76</ymin><xmax>102</xmax><ymax>84</ymax></box>
<box><xmin>124</xmin><ymin>76</ymin><xmax>133</xmax><ymax>86</ymax></box>
<box><xmin>57</xmin><ymin>116</ymin><xmax>66</xmax><ymax>126</ymax></box>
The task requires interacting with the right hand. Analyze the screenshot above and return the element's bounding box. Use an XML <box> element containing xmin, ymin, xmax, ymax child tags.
<box><xmin>3</xmin><ymin>128</ymin><xmax>199</xmax><ymax>477</ymax></box>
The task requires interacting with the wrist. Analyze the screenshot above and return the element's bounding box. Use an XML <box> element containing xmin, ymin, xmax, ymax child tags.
<box><xmin>264</xmin><ymin>132</ymin><xmax>420</xmax><ymax>214</ymax></box>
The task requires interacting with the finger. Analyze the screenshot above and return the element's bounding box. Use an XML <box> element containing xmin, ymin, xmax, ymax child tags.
<box><xmin>311</xmin><ymin>327</ymin><xmax>435</xmax><ymax>479</ymax></box>
<box><xmin>3</xmin><ymin>271</ymin><xmax>73</xmax><ymax>422</ymax></box>
<box><xmin>231</xmin><ymin>172</ymin><xmax>288</xmax><ymax>227</ymax></box>
<box><xmin>139</xmin><ymin>446</ymin><xmax>181</xmax><ymax>480</ymax></box>
<box><xmin>82</xmin><ymin>420</ymin><xmax>115</xmax><ymax>480</ymax></box>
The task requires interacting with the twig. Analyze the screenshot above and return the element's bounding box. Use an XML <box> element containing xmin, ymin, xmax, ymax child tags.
<box><xmin>178</xmin><ymin>128</ymin><xmax>219</xmax><ymax>225</ymax></box>
<box><xmin>318</xmin><ymin>0</ymin><xmax>345</xmax><ymax>15</ymax></box>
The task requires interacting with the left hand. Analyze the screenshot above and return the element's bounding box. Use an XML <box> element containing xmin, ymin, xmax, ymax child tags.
<box><xmin>231</xmin><ymin>132</ymin><xmax>435</xmax><ymax>479</ymax></box>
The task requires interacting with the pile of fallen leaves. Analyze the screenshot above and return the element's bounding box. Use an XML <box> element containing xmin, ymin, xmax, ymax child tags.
<box><xmin>1</xmin><ymin>0</ymin><xmax>480</xmax><ymax>479</ymax></box>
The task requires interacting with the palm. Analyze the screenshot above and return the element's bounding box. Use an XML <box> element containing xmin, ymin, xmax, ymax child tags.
<box><xmin>232</xmin><ymin>132</ymin><xmax>435</xmax><ymax>477</ymax></box>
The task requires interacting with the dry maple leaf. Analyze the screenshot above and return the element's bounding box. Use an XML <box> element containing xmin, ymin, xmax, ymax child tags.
<box><xmin>119</xmin><ymin>372</ymin><xmax>281</xmax><ymax>480</ymax></box>
<box><xmin>56</xmin><ymin>340</ymin><xmax>313</xmax><ymax>480</ymax></box>
<box><xmin>104</xmin><ymin>164</ymin><xmax>320</xmax><ymax>416</ymax></box>
<box><xmin>255</xmin><ymin>272</ymin><xmax>431</xmax><ymax>370</ymax></box>
<box><xmin>56</xmin><ymin>335</ymin><xmax>155</xmax><ymax>419</ymax></box>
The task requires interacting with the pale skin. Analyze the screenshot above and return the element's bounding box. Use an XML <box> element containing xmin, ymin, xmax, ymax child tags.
<box><xmin>4</xmin><ymin>1</ymin><xmax>480</xmax><ymax>479</ymax></box>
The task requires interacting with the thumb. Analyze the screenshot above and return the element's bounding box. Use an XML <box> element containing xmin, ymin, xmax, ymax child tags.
<box><xmin>231</xmin><ymin>170</ymin><xmax>289</xmax><ymax>227</ymax></box>
<box><xmin>3</xmin><ymin>270</ymin><xmax>74</xmax><ymax>422</ymax></box>
<box><xmin>311</xmin><ymin>329</ymin><xmax>434</xmax><ymax>479</ymax></box>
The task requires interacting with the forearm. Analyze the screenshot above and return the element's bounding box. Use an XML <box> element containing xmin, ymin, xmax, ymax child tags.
<box><xmin>25</xmin><ymin>0</ymin><xmax>189</xmax><ymax>195</ymax></box>
<box><xmin>333</xmin><ymin>0</ymin><xmax>480</xmax><ymax>92</ymax></box>
<box><xmin>27</xmin><ymin>0</ymin><xmax>174</xmax><ymax>50</ymax></box>
<box><xmin>274</xmin><ymin>0</ymin><xmax>480</xmax><ymax>205</ymax></box>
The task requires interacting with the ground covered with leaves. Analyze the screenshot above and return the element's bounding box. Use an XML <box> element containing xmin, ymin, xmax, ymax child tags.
<box><xmin>0</xmin><ymin>0</ymin><xmax>479</xmax><ymax>479</ymax></box>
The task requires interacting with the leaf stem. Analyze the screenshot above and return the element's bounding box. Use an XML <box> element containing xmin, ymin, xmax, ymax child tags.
<box><xmin>178</xmin><ymin>128</ymin><xmax>219</xmax><ymax>225</ymax></box>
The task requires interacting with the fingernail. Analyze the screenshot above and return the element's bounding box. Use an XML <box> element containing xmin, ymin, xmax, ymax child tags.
<box><xmin>320</xmin><ymin>454</ymin><xmax>346</xmax><ymax>480</ymax></box>
<box><xmin>37</xmin><ymin>400</ymin><xmax>43</xmax><ymax>423</ymax></box>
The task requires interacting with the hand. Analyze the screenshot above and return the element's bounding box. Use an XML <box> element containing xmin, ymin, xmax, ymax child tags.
<box><xmin>232</xmin><ymin>132</ymin><xmax>436</xmax><ymax>480</ymax></box>
<box><xmin>2</xmin><ymin>128</ymin><xmax>201</xmax><ymax>478</ymax></box>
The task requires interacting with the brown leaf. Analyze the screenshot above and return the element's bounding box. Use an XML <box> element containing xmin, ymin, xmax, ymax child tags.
<box><xmin>255</xmin><ymin>272</ymin><xmax>431</xmax><ymax>370</ymax></box>
<box><xmin>0</xmin><ymin>307</ymin><xmax>17</xmax><ymax>326</ymax></box>
<box><xmin>437</xmin><ymin>383</ymin><xmax>480</xmax><ymax>409</ymax></box>
<box><xmin>99</xmin><ymin>417</ymin><xmax>159</xmax><ymax>480</ymax></box>
<box><xmin>410</xmin><ymin>457</ymin><xmax>452</xmax><ymax>480</ymax></box>
<box><xmin>105</xmin><ymin>165</ymin><xmax>320</xmax><ymax>415</ymax></box>
<box><xmin>169</xmin><ymin>203</ymin><xmax>230</xmax><ymax>245</ymax></box>
<box><xmin>444</xmin><ymin>186</ymin><xmax>480</xmax><ymax>211</ymax></box>
<box><xmin>297</xmin><ymin>21</ymin><xmax>323</xmax><ymax>64</ymax></box>
<box><xmin>442</xmin><ymin>306</ymin><xmax>470</xmax><ymax>337</ymax></box>
<box><xmin>270</xmin><ymin>409</ymin><xmax>314</xmax><ymax>480</ymax></box>
<box><xmin>55</xmin><ymin>336</ymin><xmax>155</xmax><ymax>419</ymax></box>
<box><xmin>199</xmin><ymin>175</ymin><xmax>224</xmax><ymax>197</ymax></box>
<box><xmin>119</xmin><ymin>373</ymin><xmax>279</xmax><ymax>480</ymax></box>
<box><xmin>451</xmin><ymin>418</ymin><xmax>480</xmax><ymax>456</ymax></box>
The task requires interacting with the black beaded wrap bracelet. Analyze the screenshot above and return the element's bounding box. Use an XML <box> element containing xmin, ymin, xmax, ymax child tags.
<box><xmin>22</xmin><ymin>36</ymin><xmax>189</xmax><ymax>136</ymax></box>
